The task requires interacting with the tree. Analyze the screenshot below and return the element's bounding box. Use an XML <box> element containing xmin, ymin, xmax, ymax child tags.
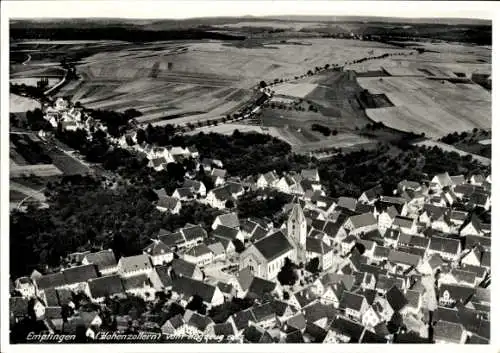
<box><xmin>225</xmin><ymin>199</ymin><xmax>235</xmax><ymax>209</ymax></box>
<box><xmin>259</xmin><ymin>81</ymin><xmax>267</xmax><ymax>88</ymax></box>
<box><xmin>277</xmin><ymin>257</ymin><xmax>298</xmax><ymax>286</ymax></box>
<box><xmin>186</xmin><ymin>294</ymin><xmax>207</xmax><ymax>315</ymax></box>
<box><xmin>305</xmin><ymin>257</ymin><xmax>320</xmax><ymax>273</ymax></box>
<box><xmin>233</xmin><ymin>239</ymin><xmax>245</xmax><ymax>253</ymax></box>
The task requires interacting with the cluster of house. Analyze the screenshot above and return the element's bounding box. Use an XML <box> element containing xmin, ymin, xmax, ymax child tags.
<box><xmin>42</xmin><ymin>97</ymin><xmax>106</xmax><ymax>132</ymax></box>
<box><xmin>10</xmin><ymin>169</ymin><xmax>491</xmax><ymax>343</ymax></box>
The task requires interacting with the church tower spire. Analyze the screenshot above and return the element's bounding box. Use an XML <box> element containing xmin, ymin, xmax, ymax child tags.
<box><xmin>286</xmin><ymin>200</ymin><xmax>307</xmax><ymax>265</ymax></box>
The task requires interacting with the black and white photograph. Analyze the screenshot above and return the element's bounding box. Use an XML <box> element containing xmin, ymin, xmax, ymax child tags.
<box><xmin>1</xmin><ymin>1</ymin><xmax>497</xmax><ymax>351</ymax></box>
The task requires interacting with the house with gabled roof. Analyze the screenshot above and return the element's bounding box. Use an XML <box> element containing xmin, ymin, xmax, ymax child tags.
<box><xmin>438</xmin><ymin>284</ymin><xmax>475</xmax><ymax>307</ymax></box>
<box><xmin>323</xmin><ymin>316</ymin><xmax>364</xmax><ymax>343</ymax></box>
<box><xmin>358</xmin><ymin>185</ymin><xmax>383</xmax><ymax>205</ymax></box>
<box><xmin>339</xmin><ymin>291</ymin><xmax>369</xmax><ymax>321</ymax></box>
<box><xmin>301</xmin><ymin>168</ymin><xmax>320</xmax><ymax>182</ymax></box>
<box><xmin>122</xmin><ymin>274</ymin><xmax>155</xmax><ymax>300</ymax></box>
<box><xmin>256</xmin><ymin>170</ymin><xmax>279</xmax><ymax>189</ymax></box>
<box><xmin>156</xmin><ymin>196</ymin><xmax>182</xmax><ymax>214</ymax></box>
<box><xmin>439</xmin><ymin>268</ymin><xmax>476</xmax><ymax>288</ymax></box>
<box><xmin>242</xmin><ymin>324</ymin><xmax>274</xmax><ymax>343</ymax></box>
<box><xmin>88</xmin><ymin>275</ymin><xmax>125</xmax><ymax>303</ymax></box>
<box><xmin>212</xmin><ymin>212</ymin><xmax>240</xmax><ymax>230</ymax></box>
<box><xmin>239</xmin><ymin>231</ymin><xmax>294</xmax><ymax>280</ymax></box>
<box><xmin>180</xmin><ymin>224</ymin><xmax>207</xmax><ymax>248</ymax></box>
<box><xmin>249</xmin><ymin>302</ymin><xmax>277</xmax><ymax>329</ymax></box>
<box><xmin>343</xmin><ymin>212</ymin><xmax>378</xmax><ymax>236</ymax></box>
<box><xmin>431</xmin><ymin>172</ymin><xmax>453</xmax><ymax>191</ymax></box>
<box><xmin>117</xmin><ymin>254</ymin><xmax>153</xmax><ymax>278</ymax></box>
<box><xmin>183</xmin><ymin>179</ymin><xmax>206</xmax><ymax>197</ymax></box>
<box><xmin>161</xmin><ymin>314</ymin><xmax>185</xmax><ymax>335</ymax></box>
<box><xmin>172</xmin><ymin>187</ymin><xmax>194</xmax><ymax>201</ymax></box>
<box><xmin>319</xmin><ymin>281</ymin><xmax>345</xmax><ymax>309</ymax></box>
<box><xmin>183</xmin><ymin>244</ymin><xmax>214</xmax><ymax>267</ymax></box>
<box><xmin>143</xmin><ymin>239</ymin><xmax>173</xmax><ymax>266</ymax></box>
<box><xmin>246</xmin><ymin>276</ymin><xmax>280</xmax><ymax>301</ymax></box>
<box><xmin>336</xmin><ymin>197</ymin><xmax>357</xmax><ymax>212</ymax></box>
<box><xmin>377</xmin><ymin>205</ymin><xmax>399</xmax><ymax>234</ymax></box>
<box><xmin>387</xmin><ymin>249</ymin><xmax>421</xmax><ymax>273</ymax></box>
<box><xmin>171</xmin><ymin>258</ymin><xmax>203</xmax><ymax>281</ymax></box>
<box><xmin>212</xmin><ymin>225</ymin><xmax>244</xmax><ymax>244</ymax></box>
<box><xmin>306</xmin><ymin>237</ymin><xmax>334</xmax><ymax>270</ymax></box>
<box><xmin>210</xmin><ymin>168</ymin><xmax>227</xmax><ymax>186</ymax></box>
<box><xmin>427</xmin><ymin>236</ymin><xmax>461</xmax><ymax>261</ymax></box>
<box><xmin>82</xmin><ymin>249</ymin><xmax>118</xmax><ymax>275</ymax></box>
<box><xmin>60</xmin><ymin>264</ymin><xmax>99</xmax><ymax>294</ymax></box>
<box><xmin>172</xmin><ymin>276</ymin><xmax>224</xmax><ymax>307</ymax></box>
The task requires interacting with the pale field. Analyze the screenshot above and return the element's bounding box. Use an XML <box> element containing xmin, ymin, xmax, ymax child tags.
<box><xmin>10</xmin><ymin>164</ymin><xmax>63</xmax><ymax>178</ymax></box>
<box><xmin>359</xmin><ymin>76</ymin><xmax>491</xmax><ymax>138</ymax></box>
<box><xmin>271</xmin><ymin>82</ymin><xmax>318</xmax><ymax>98</ymax></box>
<box><xmin>10</xmin><ymin>93</ymin><xmax>41</xmax><ymax>113</ymax></box>
<box><xmin>292</xmin><ymin>132</ymin><xmax>376</xmax><ymax>152</ymax></box>
<box><xmin>413</xmin><ymin>140</ymin><xmax>490</xmax><ymax>165</ymax></box>
<box><xmin>10</xmin><ymin>77</ymin><xmax>60</xmax><ymax>87</ymax></box>
<box><xmin>57</xmin><ymin>38</ymin><xmax>404</xmax><ymax>123</ymax></box>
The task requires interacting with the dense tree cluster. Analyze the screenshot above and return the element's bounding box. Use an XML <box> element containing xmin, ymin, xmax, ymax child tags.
<box><xmin>311</xmin><ymin>123</ymin><xmax>338</xmax><ymax>137</ymax></box>
<box><xmin>9</xmin><ymin>175</ymin><xmax>223</xmax><ymax>278</ymax></box>
<box><xmin>237</xmin><ymin>189</ymin><xmax>291</xmax><ymax>222</ymax></box>
<box><xmin>88</xmin><ymin>108</ymin><xmax>142</xmax><ymax>137</ymax></box>
<box><xmin>277</xmin><ymin>258</ymin><xmax>298</xmax><ymax>286</ymax></box>
<box><xmin>317</xmin><ymin>144</ymin><xmax>490</xmax><ymax>197</ymax></box>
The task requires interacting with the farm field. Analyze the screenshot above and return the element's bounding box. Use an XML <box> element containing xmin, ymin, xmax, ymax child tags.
<box><xmin>359</xmin><ymin>76</ymin><xmax>491</xmax><ymax>138</ymax></box>
<box><xmin>47</xmin><ymin>38</ymin><xmax>411</xmax><ymax>123</ymax></box>
<box><xmin>272</xmin><ymin>83</ymin><xmax>318</xmax><ymax>98</ymax></box>
<box><xmin>10</xmin><ymin>93</ymin><xmax>40</xmax><ymax>113</ymax></box>
<box><xmin>10</xmin><ymin>164</ymin><xmax>63</xmax><ymax>178</ymax></box>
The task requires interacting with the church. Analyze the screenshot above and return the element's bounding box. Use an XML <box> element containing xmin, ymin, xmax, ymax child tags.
<box><xmin>239</xmin><ymin>201</ymin><xmax>308</xmax><ymax>280</ymax></box>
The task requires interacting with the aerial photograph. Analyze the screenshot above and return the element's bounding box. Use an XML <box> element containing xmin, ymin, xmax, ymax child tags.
<box><xmin>4</xmin><ymin>0</ymin><xmax>492</xmax><ymax>347</ymax></box>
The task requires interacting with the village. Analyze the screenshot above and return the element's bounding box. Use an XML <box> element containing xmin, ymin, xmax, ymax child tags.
<box><xmin>10</xmin><ymin>96</ymin><xmax>491</xmax><ymax>344</ymax></box>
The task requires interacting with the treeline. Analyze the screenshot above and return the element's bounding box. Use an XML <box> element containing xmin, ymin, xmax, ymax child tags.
<box><xmin>10</xmin><ymin>27</ymin><xmax>246</xmax><ymax>42</ymax></box>
<box><xmin>317</xmin><ymin>143</ymin><xmax>490</xmax><ymax>197</ymax></box>
<box><xmin>88</xmin><ymin>108</ymin><xmax>142</xmax><ymax>137</ymax></box>
<box><xmin>311</xmin><ymin>123</ymin><xmax>338</xmax><ymax>136</ymax></box>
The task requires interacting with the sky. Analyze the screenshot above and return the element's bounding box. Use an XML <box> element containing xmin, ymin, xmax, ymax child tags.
<box><xmin>3</xmin><ymin>1</ymin><xmax>496</xmax><ymax>20</ymax></box>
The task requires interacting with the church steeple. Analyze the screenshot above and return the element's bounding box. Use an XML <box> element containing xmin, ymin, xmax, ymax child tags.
<box><xmin>286</xmin><ymin>200</ymin><xmax>307</xmax><ymax>265</ymax></box>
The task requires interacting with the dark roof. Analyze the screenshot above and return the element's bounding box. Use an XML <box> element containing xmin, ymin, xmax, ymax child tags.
<box><xmin>388</xmin><ymin>249</ymin><xmax>421</xmax><ymax>267</ymax></box>
<box><xmin>250</xmin><ymin>225</ymin><xmax>268</xmax><ymax>242</ymax></box>
<box><xmin>347</xmin><ymin>212</ymin><xmax>377</xmax><ymax>228</ymax></box>
<box><xmin>171</xmin><ymin>258</ymin><xmax>198</xmax><ymax>278</ymax></box>
<box><xmin>253</xmin><ymin>231</ymin><xmax>293</xmax><ymax>261</ymax></box>
<box><xmin>373</xmin><ymin>245</ymin><xmax>391</xmax><ymax>258</ymax></box>
<box><xmin>304</xmin><ymin>322</ymin><xmax>327</xmax><ymax>342</ymax></box>
<box><xmin>247</xmin><ymin>276</ymin><xmax>277</xmax><ymax>298</ymax></box>
<box><xmin>172</xmin><ymin>277</ymin><xmax>217</xmax><ymax>303</ymax></box>
<box><xmin>237</xmin><ymin>267</ymin><xmax>254</xmax><ymax>292</ymax></box>
<box><xmin>182</xmin><ymin>225</ymin><xmax>207</xmax><ymax>241</ymax></box>
<box><xmin>187</xmin><ymin>312</ymin><xmax>214</xmax><ymax>331</ymax></box>
<box><xmin>232</xmin><ymin>308</ymin><xmax>256</xmax><ymax>331</ymax></box>
<box><xmin>185</xmin><ymin>244</ymin><xmax>212</xmax><ymax>258</ymax></box>
<box><xmin>143</xmin><ymin>240</ymin><xmax>171</xmax><ymax>257</ymax></box>
<box><xmin>56</xmin><ymin>289</ymin><xmax>73</xmax><ymax>306</ymax></box>
<box><xmin>337</xmin><ymin>197</ymin><xmax>357</xmax><ymax>211</ymax></box>
<box><xmin>439</xmin><ymin>284</ymin><xmax>475</xmax><ymax>304</ymax></box>
<box><xmin>394</xmin><ymin>332</ymin><xmax>430</xmax><ymax>343</ymax></box>
<box><xmin>213</xmin><ymin>322</ymin><xmax>235</xmax><ymax>336</ymax></box>
<box><xmin>159</xmin><ymin>231</ymin><xmax>185</xmax><ymax>247</ymax></box>
<box><xmin>211</xmin><ymin>186</ymin><xmax>233</xmax><ymax>201</ymax></box>
<box><xmin>122</xmin><ymin>274</ymin><xmax>150</xmax><ymax>290</ymax></box>
<box><xmin>153</xmin><ymin>265</ymin><xmax>173</xmax><ymax>288</ymax></box>
<box><xmin>242</xmin><ymin>325</ymin><xmax>273</xmax><ymax>343</ymax></box>
<box><xmin>10</xmin><ymin>297</ymin><xmax>29</xmax><ymax>316</ymax></box>
<box><xmin>304</xmin><ymin>301</ymin><xmax>337</xmax><ymax>323</ymax></box>
<box><xmin>339</xmin><ymin>291</ymin><xmax>365</xmax><ymax>311</ymax></box>
<box><xmin>83</xmin><ymin>250</ymin><xmax>117</xmax><ymax>270</ymax></box>
<box><xmin>386</xmin><ymin>285</ymin><xmax>408</xmax><ymax>312</ymax></box>
<box><xmin>173</xmin><ymin>187</ymin><xmax>194</xmax><ymax>198</ymax></box>
<box><xmin>212</xmin><ymin>225</ymin><xmax>239</xmax><ymax>240</ymax></box>
<box><xmin>88</xmin><ymin>275</ymin><xmax>124</xmax><ymax>298</ymax></box>
<box><xmin>252</xmin><ymin>302</ymin><xmax>275</xmax><ymax>322</ymax></box>
<box><xmin>429</xmin><ymin>236</ymin><xmax>460</xmax><ymax>254</ymax></box>
<box><xmin>329</xmin><ymin>317</ymin><xmax>364</xmax><ymax>342</ymax></box>
<box><xmin>360</xmin><ymin>329</ymin><xmax>387</xmax><ymax>343</ymax></box>
<box><xmin>43</xmin><ymin>288</ymin><xmax>60</xmax><ymax>306</ymax></box>
<box><xmin>35</xmin><ymin>272</ymin><xmax>66</xmax><ymax>290</ymax></box>
<box><xmin>306</xmin><ymin>237</ymin><xmax>332</xmax><ymax>254</ymax></box>
<box><xmin>157</xmin><ymin>196</ymin><xmax>180</xmax><ymax>210</ymax></box>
